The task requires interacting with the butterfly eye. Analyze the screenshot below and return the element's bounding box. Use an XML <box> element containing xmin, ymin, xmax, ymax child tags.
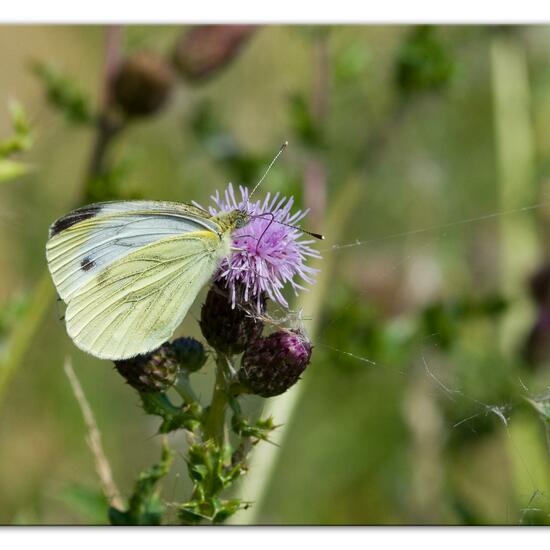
<box><xmin>235</xmin><ymin>211</ymin><xmax>250</xmax><ymax>229</ymax></box>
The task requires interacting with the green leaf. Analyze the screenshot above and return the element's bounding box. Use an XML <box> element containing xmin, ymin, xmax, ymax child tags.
<box><xmin>212</xmin><ymin>498</ymin><xmax>244</xmax><ymax>524</ymax></box>
<box><xmin>0</xmin><ymin>159</ymin><xmax>31</xmax><ymax>183</ymax></box>
<box><xmin>178</xmin><ymin>503</ymin><xmax>208</xmax><ymax>525</ymax></box>
<box><xmin>231</xmin><ymin>414</ymin><xmax>277</xmax><ymax>441</ymax></box>
<box><xmin>139</xmin><ymin>392</ymin><xmax>201</xmax><ymax>433</ymax></box>
<box><xmin>32</xmin><ymin>61</ymin><xmax>94</xmax><ymax>125</ymax></box>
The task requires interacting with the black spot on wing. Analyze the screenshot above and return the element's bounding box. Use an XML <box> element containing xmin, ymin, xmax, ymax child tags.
<box><xmin>80</xmin><ymin>256</ymin><xmax>96</xmax><ymax>272</ymax></box>
<box><xmin>49</xmin><ymin>204</ymin><xmax>102</xmax><ymax>237</ymax></box>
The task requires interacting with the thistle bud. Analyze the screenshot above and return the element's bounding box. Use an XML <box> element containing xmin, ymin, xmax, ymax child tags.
<box><xmin>171</xmin><ymin>337</ymin><xmax>207</xmax><ymax>372</ymax></box>
<box><xmin>200</xmin><ymin>282</ymin><xmax>265</xmax><ymax>355</ymax></box>
<box><xmin>529</xmin><ymin>264</ymin><xmax>550</xmax><ymax>307</ymax></box>
<box><xmin>114</xmin><ymin>343</ymin><xmax>179</xmax><ymax>393</ymax></box>
<box><xmin>172</xmin><ymin>25</ymin><xmax>257</xmax><ymax>82</ymax></box>
<box><xmin>112</xmin><ymin>52</ymin><xmax>175</xmax><ymax>117</ymax></box>
<box><xmin>239</xmin><ymin>330</ymin><xmax>312</xmax><ymax>397</ymax></box>
<box><xmin>523</xmin><ymin>308</ymin><xmax>550</xmax><ymax>367</ymax></box>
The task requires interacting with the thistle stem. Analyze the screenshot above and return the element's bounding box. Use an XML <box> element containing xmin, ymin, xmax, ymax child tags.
<box><xmin>204</xmin><ymin>353</ymin><xmax>231</xmax><ymax>446</ymax></box>
<box><xmin>174</xmin><ymin>373</ymin><xmax>199</xmax><ymax>405</ymax></box>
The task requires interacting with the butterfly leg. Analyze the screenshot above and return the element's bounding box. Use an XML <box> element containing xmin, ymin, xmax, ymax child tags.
<box><xmin>55</xmin><ymin>293</ymin><xmax>66</xmax><ymax>322</ymax></box>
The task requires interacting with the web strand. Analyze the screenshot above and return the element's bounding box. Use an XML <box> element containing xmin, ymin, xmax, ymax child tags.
<box><xmin>323</xmin><ymin>200</ymin><xmax>549</xmax><ymax>253</ymax></box>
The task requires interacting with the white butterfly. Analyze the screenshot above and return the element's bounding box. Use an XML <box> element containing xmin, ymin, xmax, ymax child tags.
<box><xmin>46</xmin><ymin>200</ymin><xmax>249</xmax><ymax>360</ymax></box>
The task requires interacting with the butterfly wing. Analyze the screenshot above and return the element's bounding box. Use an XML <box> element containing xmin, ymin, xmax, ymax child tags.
<box><xmin>46</xmin><ymin>201</ymin><xmax>220</xmax><ymax>301</ymax></box>
<box><xmin>46</xmin><ymin>201</ymin><xmax>231</xmax><ymax>360</ymax></box>
<box><xmin>65</xmin><ymin>231</ymin><xmax>228</xmax><ymax>359</ymax></box>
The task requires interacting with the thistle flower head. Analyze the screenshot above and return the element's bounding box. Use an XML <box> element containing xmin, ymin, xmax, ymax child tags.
<box><xmin>202</xmin><ymin>183</ymin><xmax>321</xmax><ymax>309</ymax></box>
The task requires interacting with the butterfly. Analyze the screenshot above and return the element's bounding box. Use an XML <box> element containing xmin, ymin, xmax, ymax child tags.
<box><xmin>46</xmin><ymin>200</ymin><xmax>250</xmax><ymax>360</ymax></box>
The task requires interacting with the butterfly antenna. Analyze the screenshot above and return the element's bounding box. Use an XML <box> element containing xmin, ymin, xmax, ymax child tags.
<box><xmin>252</xmin><ymin>212</ymin><xmax>325</xmax><ymax>241</ymax></box>
<box><xmin>249</xmin><ymin>141</ymin><xmax>288</xmax><ymax>199</ymax></box>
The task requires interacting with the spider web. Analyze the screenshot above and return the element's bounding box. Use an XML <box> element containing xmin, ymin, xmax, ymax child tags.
<box><xmin>274</xmin><ymin>197</ymin><xmax>550</xmax><ymax>525</ymax></box>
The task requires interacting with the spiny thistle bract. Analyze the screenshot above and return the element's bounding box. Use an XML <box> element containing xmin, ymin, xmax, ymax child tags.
<box><xmin>200</xmin><ymin>281</ymin><xmax>265</xmax><ymax>356</ymax></box>
<box><xmin>239</xmin><ymin>330</ymin><xmax>313</xmax><ymax>397</ymax></box>
<box><xmin>114</xmin><ymin>343</ymin><xmax>180</xmax><ymax>393</ymax></box>
<box><xmin>171</xmin><ymin>337</ymin><xmax>207</xmax><ymax>373</ymax></box>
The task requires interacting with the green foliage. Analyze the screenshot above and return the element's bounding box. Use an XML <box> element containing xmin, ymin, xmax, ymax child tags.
<box><xmin>525</xmin><ymin>395</ymin><xmax>550</xmax><ymax>425</ymax></box>
<box><xmin>178</xmin><ymin>440</ymin><xmax>246</xmax><ymax>524</ymax></box>
<box><xmin>396</xmin><ymin>26</ymin><xmax>454</xmax><ymax>96</ymax></box>
<box><xmin>139</xmin><ymin>392</ymin><xmax>201</xmax><ymax>433</ymax></box>
<box><xmin>289</xmin><ymin>93</ymin><xmax>324</xmax><ymax>150</ymax></box>
<box><xmin>231</xmin><ymin>413</ymin><xmax>277</xmax><ymax>442</ymax></box>
<box><xmin>32</xmin><ymin>61</ymin><xmax>94</xmax><ymax>125</ymax></box>
<box><xmin>0</xmin><ymin>293</ymin><xmax>29</xmax><ymax>340</ymax></box>
<box><xmin>191</xmin><ymin>100</ymin><xmax>270</xmax><ymax>182</ymax></box>
<box><xmin>190</xmin><ymin>100</ymin><xmax>301</xmax><ymax>198</ymax></box>
<box><xmin>85</xmin><ymin>158</ymin><xmax>136</xmax><ymax>202</ymax></box>
<box><xmin>109</xmin><ymin>442</ymin><xmax>173</xmax><ymax>525</ymax></box>
<box><xmin>334</xmin><ymin>42</ymin><xmax>370</xmax><ymax>85</ymax></box>
<box><xmin>0</xmin><ymin>101</ymin><xmax>33</xmax><ymax>184</ymax></box>
<box><xmin>0</xmin><ymin>160</ymin><xmax>30</xmax><ymax>184</ymax></box>
<box><xmin>0</xmin><ymin>102</ymin><xmax>33</xmax><ymax>157</ymax></box>
<box><xmin>55</xmin><ymin>483</ymin><xmax>109</xmax><ymax>524</ymax></box>
<box><xmin>421</xmin><ymin>295</ymin><xmax>508</xmax><ymax>350</ymax></box>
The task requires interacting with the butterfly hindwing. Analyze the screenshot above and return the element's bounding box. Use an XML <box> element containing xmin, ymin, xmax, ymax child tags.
<box><xmin>64</xmin><ymin>231</ymin><xmax>227</xmax><ymax>359</ymax></box>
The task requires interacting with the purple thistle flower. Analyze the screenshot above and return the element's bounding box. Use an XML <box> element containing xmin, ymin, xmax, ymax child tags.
<box><xmin>198</xmin><ymin>183</ymin><xmax>321</xmax><ymax>309</ymax></box>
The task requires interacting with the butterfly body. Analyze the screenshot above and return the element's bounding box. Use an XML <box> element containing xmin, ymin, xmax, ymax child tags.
<box><xmin>46</xmin><ymin>201</ymin><xmax>249</xmax><ymax>360</ymax></box>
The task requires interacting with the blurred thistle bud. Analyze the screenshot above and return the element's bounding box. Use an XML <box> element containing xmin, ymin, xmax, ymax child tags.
<box><xmin>528</xmin><ymin>263</ymin><xmax>550</xmax><ymax>307</ymax></box>
<box><xmin>396</xmin><ymin>26</ymin><xmax>454</xmax><ymax>96</ymax></box>
<box><xmin>239</xmin><ymin>330</ymin><xmax>312</xmax><ymax>397</ymax></box>
<box><xmin>172</xmin><ymin>25</ymin><xmax>257</xmax><ymax>82</ymax></box>
<box><xmin>522</xmin><ymin>308</ymin><xmax>550</xmax><ymax>367</ymax></box>
<box><xmin>112</xmin><ymin>52</ymin><xmax>175</xmax><ymax>117</ymax></box>
<box><xmin>200</xmin><ymin>281</ymin><xmax>265</xmax><ymax>355</ymax></box>
<box><xmin>171</xmin><ymin>337</ymin><xmax>207</xmax><ymax>372</ymax></box>
<box><xmin>114</xmin><ymin>343</ymin><xmax>179</xmax><ymax>393</ymax></box>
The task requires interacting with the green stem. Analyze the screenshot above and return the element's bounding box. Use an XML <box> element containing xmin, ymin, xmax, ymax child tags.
<box><xmin>203</xmin><ymin>353</ymin><xmax>231</xmax><ymax>446</ymax></box>
<box><xmin>174</xmin><ymin>373</ymin><xmax>199</xmax><ymax>404</ymax></box>
<box><xmin>0</xmin><ymin>272</ymin><xmax>55</xmax><ymax>401</ymax></box>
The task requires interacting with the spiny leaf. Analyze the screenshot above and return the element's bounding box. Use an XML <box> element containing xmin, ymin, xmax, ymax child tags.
<box><xmin>139</xmin><ymin>391</ymin><xmax>201</xmax><ymax>433</ymax></box>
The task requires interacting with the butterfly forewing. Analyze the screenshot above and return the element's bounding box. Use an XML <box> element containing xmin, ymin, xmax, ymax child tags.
<box><xmin>46</xmin><ymin>201</ymin><xmax>220</xmax><ymax>301</ymax></box>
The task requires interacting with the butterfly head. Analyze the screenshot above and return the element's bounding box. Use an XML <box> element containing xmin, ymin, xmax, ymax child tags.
<box><xmin>214</xmin><ymin>208</ymin><xmax>251</xmax><ymax>233</ymax></box>
<box><xmin>234</xmin><ymin>208</ymin><xmax>251</xmax><ymax>229</ymax></box>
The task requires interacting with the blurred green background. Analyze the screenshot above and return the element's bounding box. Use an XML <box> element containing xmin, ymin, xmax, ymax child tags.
<box><xmin>2</xmin><ymin>24</ymin><xmax>550</xmax><ymax>525</ymax></box>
